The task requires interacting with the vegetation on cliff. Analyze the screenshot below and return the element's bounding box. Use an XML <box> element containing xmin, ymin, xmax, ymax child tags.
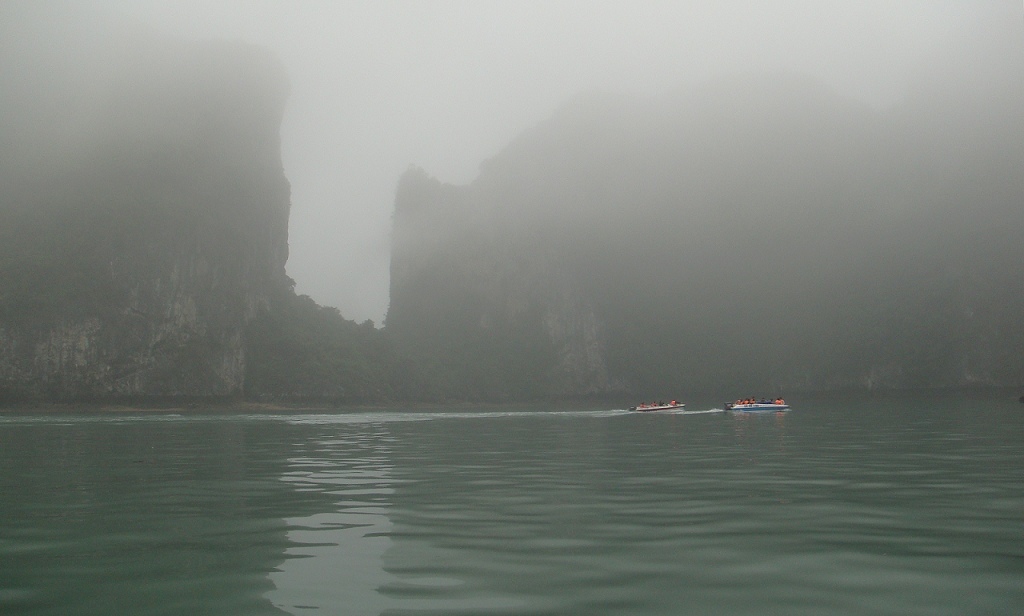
<box><xmin>243</xmin><ymin>281</ymin><xmax>407</xmax><ymax>403</ymax></box>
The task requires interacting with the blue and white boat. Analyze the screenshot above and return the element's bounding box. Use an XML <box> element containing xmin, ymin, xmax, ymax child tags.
<box><xmin>725</xmin><ymin>401</ymin><xmax>790</xmax><ymax>412</ymax></box>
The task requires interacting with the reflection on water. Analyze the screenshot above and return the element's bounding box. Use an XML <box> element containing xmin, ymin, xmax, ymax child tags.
<box><xmin>267</xmin><ymin>424</ymin><xmax>397</xmax><ymax>614</ymax></box>
<box><xmin>0</xmin><ymin>415</ymin><xmax>297</xmax><ymax>616</ymax></box>
<box><xmin>731</xmin><ymin>408</ymin><xmax>789</xmax><ymax>457</ymax></box>
<box><xmin>2</xmin><ymin>395</ymin><xmax>1024</xmax><ymax>615</ymax></box>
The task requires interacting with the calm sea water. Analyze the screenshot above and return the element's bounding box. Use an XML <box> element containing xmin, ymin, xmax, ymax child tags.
<box><xmin>1</xmin><ymin>392</ymin><xmax>1022</xmax><ymax>615</ymax></box>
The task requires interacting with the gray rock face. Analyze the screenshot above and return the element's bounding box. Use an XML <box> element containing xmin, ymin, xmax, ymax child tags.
<box><xmin>0</xmin><ymin>33</ymin><xmax>291</xmax><ymax>400</ymax></box>
<box><xmin>386</xmin><ymin>14</ymin><xmax>1024</xmax><ymax>398</ymax></box>
<box><xmin>386</xmin><ymin>168</ymin><xmax>622</xmax><ymax>398</ymax></box>
<box><xmin>541</xmin><ymin>290</ymin><xmax>615</xmax><ymax>395</ymax></box>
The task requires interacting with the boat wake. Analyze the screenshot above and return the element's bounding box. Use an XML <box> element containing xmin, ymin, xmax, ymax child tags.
<box><xmin>629</xmin><ymin>407</ymin><xmax>724</xmax><ymax>415</ymax></box>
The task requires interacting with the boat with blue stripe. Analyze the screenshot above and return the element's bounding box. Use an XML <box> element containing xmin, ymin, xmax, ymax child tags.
<box><xmin>725</xmin><ymin>398</ymin><xmax>790</xmax><ymax>412</ymax></box>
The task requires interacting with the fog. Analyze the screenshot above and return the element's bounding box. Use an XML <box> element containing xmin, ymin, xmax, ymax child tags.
<box><xmin>0</xmin><ymin>1</ymin><xmax>1011</xmax><ymax>323</ymax></box>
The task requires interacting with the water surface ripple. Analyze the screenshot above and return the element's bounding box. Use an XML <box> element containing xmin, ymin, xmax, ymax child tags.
<box><xmin>1</xmin><ymin>393</ymin><xmax>1022</xmax><ymax>614</ymax></box>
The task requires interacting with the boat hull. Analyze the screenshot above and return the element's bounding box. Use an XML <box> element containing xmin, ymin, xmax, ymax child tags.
<box><xmin>726</xmin><ymin>403</ymin><xmax>790</xmax><ymax>412</ymax></box>
<box><xmin>631</xmin><ymin>403</ymin><xmax>685</xmax><ymax>412</ymax></box>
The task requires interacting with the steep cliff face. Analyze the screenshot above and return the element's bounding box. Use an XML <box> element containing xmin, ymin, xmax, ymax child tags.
<box><xmin>388</xmin><ymin>162</ymin><xmax>639</xmax><ymax>399</ymax></box>
<box><xmin>388</xmin><ymin>167</ymin><xmax>614</xmax><ymax>399</ymax></box>
<box><xmin>0</xmin><ymin>32</ymin><xmax>292</xmax><ymax>400</ymax></box>
<box><xmin>387</xmin><ymin>16</ymin><xmax>1024</xmax><ymax>398</ymax></box>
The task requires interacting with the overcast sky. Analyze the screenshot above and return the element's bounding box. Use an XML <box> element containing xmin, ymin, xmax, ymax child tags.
<box><xmin>26</xmin><ymin>2</ymin><xmax>1013</xmax><ymax>322</ymax></box>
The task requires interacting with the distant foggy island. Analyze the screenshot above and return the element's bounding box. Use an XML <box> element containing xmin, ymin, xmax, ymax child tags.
<box><xmin>1</xmin><ymin>21</ymin><xmax>1022</xmax><ymax>408</ymax></box>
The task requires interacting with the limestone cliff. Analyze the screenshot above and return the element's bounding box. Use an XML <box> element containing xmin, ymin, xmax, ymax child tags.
<box><xmin>386</xmin><ymin>15</ymin><xmax>1024</xmax><ymax>398</ymax></box>
<box><xmin>0</xmin><ymin>32</ymin><xmax>292</xmax><ymax>400</ymax></box>
<box><xmin>387</xmin><ymin>166</ymin><xmax>618</xmax><ymax>399</ymax></box>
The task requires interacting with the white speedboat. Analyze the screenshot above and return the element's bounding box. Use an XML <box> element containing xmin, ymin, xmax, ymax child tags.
<box><xmin>725</xmin><ymin>401</ymin><xmax>790</xmax><ymax>412</ymax></box>
<box><xmin>630</xmin><ymin>402</ymin><xmax>685</xmax><ymax>412</ymax></box>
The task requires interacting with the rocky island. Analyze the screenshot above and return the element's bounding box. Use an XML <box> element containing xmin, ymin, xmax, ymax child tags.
<box><xmin>2</xmin><ymin>14</ymin><xmax>1021</xmax><ymax>406</ymax></box>
<box><xmin>0</xmin><ymin>30</ymin><xmax>397</xmax><ymax>405</ymax></box>
<box><xmin>386</xmin><ymin>16</ymin><xmax>1024</xmax><ymax>398</ymax></box>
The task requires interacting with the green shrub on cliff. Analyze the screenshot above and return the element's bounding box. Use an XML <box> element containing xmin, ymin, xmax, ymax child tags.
<box><xmin>245</xmin><ymin>284</ymin><xmax>405</xmax><ymax>403</ymax></box>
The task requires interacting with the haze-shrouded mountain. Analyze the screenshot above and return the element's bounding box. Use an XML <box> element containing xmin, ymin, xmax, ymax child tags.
<box><xmin>0</xmin><ymin>23</ymin><xmax>400</xmax><ymax>403</ymax></box>
<box><xmin>387</xmin><ymin>16</ymin><xmax>1024</xmax><ymax>400</ymax></box>
<box><xmin>0</xmin><ymin>30</ymin><xmax>292</xmax><ymax>399</ymax></box>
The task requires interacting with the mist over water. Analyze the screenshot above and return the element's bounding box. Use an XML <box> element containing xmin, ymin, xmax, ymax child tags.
<box><xmin>2</xmin><ymin>394</ymin><xmax>1022</xmax><ymax>614</ymax></box>
<box><xmin>2</xmin><ymin>5</ymin><xmax>1022</xmax><ymax>612</ymax></box>
<box><xmin>2</xmin><ymin>2</ymin><xmax>1011</xmax><ymax>322</ymax></box>
<box><xmin>4</xmin><ymin>3</ymin><xmax>1021</xmax><ymax>397</ymax></box>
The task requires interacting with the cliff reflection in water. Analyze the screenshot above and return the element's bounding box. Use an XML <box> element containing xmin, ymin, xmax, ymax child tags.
<box><xmin>266</xmin><ymin>417</ymin><xmax>397</xmax><ymax>614</ymax></box>
<box><xmin>3</xmin><ymin>400</ymin><xmax>1022</xmax><ymax>615</ymax></box>
<box><xmin>0</xmin><ymin>414</ymin><xmax>302</xmax><ymax>616</ymax></box>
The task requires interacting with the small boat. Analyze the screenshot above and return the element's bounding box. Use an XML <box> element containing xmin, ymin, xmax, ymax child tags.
<box><xmin>725</xmin><ymin>401</ymin><xmax>790</xmax><ymax>412</ymax></box>
<box><xmin>630</xmin><ymin>401</ymin><xmax>685</xmax><ymax>412</ymax></box>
